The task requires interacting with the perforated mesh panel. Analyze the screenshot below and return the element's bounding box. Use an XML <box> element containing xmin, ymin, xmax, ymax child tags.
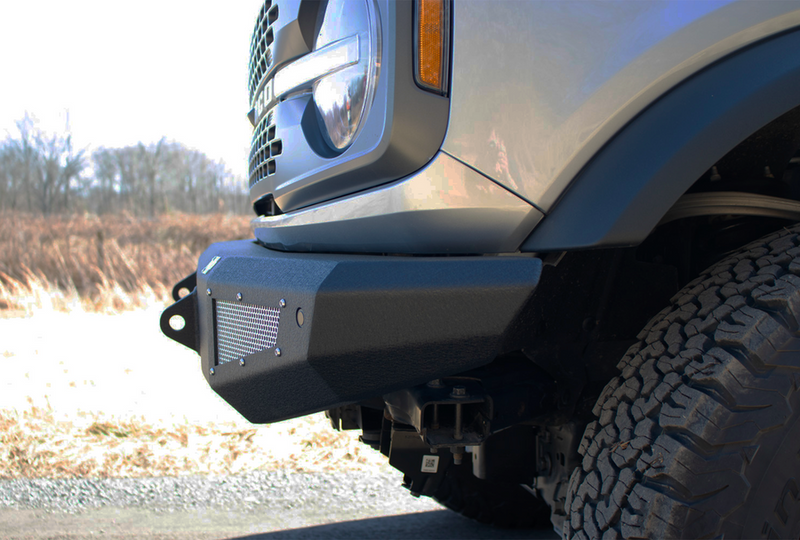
<box><xmin>215</xmin><ymin>300</ymin><xmax>280</xmax><ymax>365</ymax></box>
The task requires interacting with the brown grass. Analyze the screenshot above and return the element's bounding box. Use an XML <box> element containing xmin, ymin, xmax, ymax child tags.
<box><xmin>0</xmin><ymin>402</ymin><xmax>389</xmax><ymax>479</ymax></box>
<box><xmin>0</xmin><ymin>211</ymin><xmax>251</xmax><ymax>314</ymax></box>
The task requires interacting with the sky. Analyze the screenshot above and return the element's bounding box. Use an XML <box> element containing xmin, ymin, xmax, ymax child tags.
<box><xmin>0</xmin><ymin>0</ymin><xmax>263</xmax><ymax>179</ymax></box>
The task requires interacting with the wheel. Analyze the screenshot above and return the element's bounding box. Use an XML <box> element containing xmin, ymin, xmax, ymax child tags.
<box><xmin>426</xmin><ymin>461</ymin><xmax>552</xmax><ymax>529</ymax></box>
<box><xmin>565</xmin><ymin>225</ymin><xmax>800</xmax><ymax>539</ymax></box>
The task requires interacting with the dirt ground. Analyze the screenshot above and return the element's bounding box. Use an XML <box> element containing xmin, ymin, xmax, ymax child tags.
<box><xmin>0</xmin><ymin>506</ymin><xmax>558</xmax><ymax>540</ymax></box>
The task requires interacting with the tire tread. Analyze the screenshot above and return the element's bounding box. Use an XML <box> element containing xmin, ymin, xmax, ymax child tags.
<box><xmin>565</xmin><ymin>226</ymin><xmax>800</xmax><ymax>539</ymax></box>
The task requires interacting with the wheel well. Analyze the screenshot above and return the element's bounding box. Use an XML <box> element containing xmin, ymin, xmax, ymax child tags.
<box><xmin>638</xmin><ymin>105</ymin><xmax>800</xmax><ymax>283</ymax></box>
<box><xmin>517</xmin><ymin>105</ymin><xmax>800</xmax><ymax>419</ymax></box>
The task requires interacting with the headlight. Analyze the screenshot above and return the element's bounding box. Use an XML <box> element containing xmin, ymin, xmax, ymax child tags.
<box><xmin>312</xmin><ymin>0</ymin><xmax>381</xmax><ymax>152</ymax></box>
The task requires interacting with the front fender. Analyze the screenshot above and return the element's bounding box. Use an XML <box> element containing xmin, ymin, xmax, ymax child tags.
<box><xmin>522</xmin><ymin>27</ymin><xmax>800</xmax><ymax>252</ymax></box>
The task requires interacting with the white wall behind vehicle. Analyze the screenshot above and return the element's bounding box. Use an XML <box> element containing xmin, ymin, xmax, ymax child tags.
<box><xmin>442</xmin><ymin>0</ymin><xmax>800</xmax><ymax>213</ymax></box>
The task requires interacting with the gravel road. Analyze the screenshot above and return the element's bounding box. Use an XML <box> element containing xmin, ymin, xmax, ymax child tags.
<box><xmin>0</xmin><ymin>471</ymin><xmax>559</xmax><ymax>539</ymax></box>
<box><xmin>1</xmin><ymin>471</ymin><xmax>427</xmax><ymax>514</ymax></box>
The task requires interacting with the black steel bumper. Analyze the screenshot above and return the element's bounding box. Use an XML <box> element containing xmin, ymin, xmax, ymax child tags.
<box><xmin>161</xmin><ymin>240</ymin><xmax>542</xmax><ymax>423</ymax></box>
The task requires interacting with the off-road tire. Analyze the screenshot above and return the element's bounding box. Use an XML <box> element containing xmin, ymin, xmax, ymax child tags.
<box><xmin>429</xmin><ymin>463</ymin><xmax>552</xmax><ymax>529</ymax></box>
<box><xmin>565</xmin><ymin>225</ymin><xmax>800</xmax><ymax>539</ymax></box>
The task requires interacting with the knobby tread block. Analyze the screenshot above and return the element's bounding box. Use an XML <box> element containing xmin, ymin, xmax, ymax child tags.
<box><xmin>564</xmin><ymin>225</ymin><xmax>800</xmax><ymax>539</ymax></box>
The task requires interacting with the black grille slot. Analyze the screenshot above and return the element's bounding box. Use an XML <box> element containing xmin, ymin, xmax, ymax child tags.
<box><xmin>249</xmin><ymin>1</ymin><xmax>278</xmax><ymax>104</ymax></box>
<box><xmin>249</xmin><ymin>113</ymin><xmax>283</xmax><ymax>188</ymax></box>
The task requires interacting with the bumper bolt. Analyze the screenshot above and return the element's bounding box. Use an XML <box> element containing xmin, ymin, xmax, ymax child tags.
<box><xmin>209</xmin><ymin>368</ymin><xmax>215</xmax><ymax>376</ymax></box>
<box><xmin>236</xmin><ymin>292</ymin><xmax>243</xmax><ymax>301</ymax></box>
<box><xmin>275</xmin><ymin>348</ymin><xmax>282</xmax><ymax>357</ymax></box>
<box><xmin>239</xmin><ymin>358</ymin><xmax>245</xmax><ymax>367</ymax></box>
<box><xmin>279</xmin><ymin>298</ymin><xmax>286</xmax><ymax>308</ymax></box>
<box><xmin>206</xmin><ymin>288</ymin><xmax>212</xmax><ymax>296</ymax></box>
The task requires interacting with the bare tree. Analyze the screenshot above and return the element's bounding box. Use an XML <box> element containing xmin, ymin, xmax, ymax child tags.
<box><xmin>92</xmin><ymin>147</ymin><xmax>120</xmax><ymax>214</ymax></box>
<box><xmin>138</xmin><ymin>137</ymin><xmax>166</xmax><ymax>217</ymax></box>
<box><xmin>0</xmin><ymin>114</ymin><xmax>85</xmax><ymax>214</ymax></box>
<box><xmin>37</xmin><ymin>128</ymin><xmax>85</xmax><ymax>215</ymax></box>
<box><xmin>1</xmin><ymin>114</ymin><xmax>248</xmax><ymax>216</ymax></box>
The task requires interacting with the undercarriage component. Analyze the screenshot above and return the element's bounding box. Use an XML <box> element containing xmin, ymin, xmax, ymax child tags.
<box><xmin>385</xmin><ymin>418</ymin><xmax>550</xmax><ymax>528</ymax></box>
<box><xmin>383</xmin><ymin>356</ymin><xmax>558</xmax><ymax>470</ymax></box>
<box><xmin>534</xmin><ymin>422</ymin><xmax>584</xmax><ymax>533</ymax></box>
<box><xmin>389</xmin><ymin>423</ymin><xmax>454</xmax><ymax>498</ymax></box>
<box><xmin>386</xmin><ymin>422</ymin><xmax>539</xmax><ymax>497</ymax></box>
<box><xmin>160</xmin><ymin>240</ymin><xmax>542</xmax><ymax>423</ymax></box>
<box><xmin>426</xmin><ymin>452</ymin><xmax>553</xmax><ymax>529</ymax></box>
<box><xmin>659</xmin><ymin>191</ymin><xmax>800</xmax><ymax>225</ymax></box>
<box><xmin>385</xmin><ymin>378</ymin><xmax>489</xmax><ymax>455</ymax></box>
<box><xmin>472</xmin><ymin>425</ymin><xmax>538</xmax><ymax>484</ymax></box>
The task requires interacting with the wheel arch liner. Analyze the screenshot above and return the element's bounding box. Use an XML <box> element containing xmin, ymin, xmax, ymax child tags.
<box><xmin>522</xmin><ymin>28</ymin><xmax>800</xmax><ymax>252</ymax></box>
<box><xmin>162</xmin><ymin>240</ymin><xmax>542</xmax><ymax>424</ymax></box>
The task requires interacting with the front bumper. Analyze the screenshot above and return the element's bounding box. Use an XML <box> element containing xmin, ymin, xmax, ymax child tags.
<box><xmin>161</xmin><ymin>240</ymin><xmax>542</xmax><ymax>423</ymax></box>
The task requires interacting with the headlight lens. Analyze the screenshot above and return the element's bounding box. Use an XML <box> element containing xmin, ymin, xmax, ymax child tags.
<box><xmin>312</xmin><ymin>0</ymin><xmax>381</xmax><ymax>152</ymax></box>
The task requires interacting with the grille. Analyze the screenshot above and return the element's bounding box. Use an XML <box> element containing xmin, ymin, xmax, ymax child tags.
<box><xmin>249</xmin><ymin>111</ymin><xmax>283</xmax><ymax>188</ymax></box>
<box><xmin>248</xmin><ymin>1</ymin><xmax>283</xmax><ymax>189</ymax></box>
<box><xmin>248</xmin><ymin>0</ymin><xmax>279</xmax><ymax>104</ymax></box>
<box><xmin>215</xmin><ymin>300</ymin><xmax>280</xmax><ymax>365</ymax></box>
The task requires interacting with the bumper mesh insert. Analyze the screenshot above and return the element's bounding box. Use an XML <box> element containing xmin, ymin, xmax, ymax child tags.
<box><xmin>215</xmin><ymin>300</ymin><xmax>280</xmax><ymax>365</ymax></box>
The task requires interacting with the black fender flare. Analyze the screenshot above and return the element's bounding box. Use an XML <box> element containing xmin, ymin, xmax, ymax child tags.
<box><xmin>521</xmin><ymin>27</ymin><xmax>800</xmax><ymax>252</ymax></box>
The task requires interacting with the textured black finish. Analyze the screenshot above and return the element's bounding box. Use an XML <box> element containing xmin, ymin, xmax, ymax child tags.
<box><xmin>189</xmin><ymin>240</ymin><xmax>542</xmax><ymax>423</ymax></box>
<box><xmin>523</xmin><ymin>28</ymin><xmax>800</xmax><ymax>252</ymax></box>
<box><xmin>171</xmin><ymin>272</ymin><xmax>196</xmax><ymax>302</ymax></box>
<box><xmin>160</xmin><ymin>289</ymin><xmax>200</xmax><ymax>353</ymax></box>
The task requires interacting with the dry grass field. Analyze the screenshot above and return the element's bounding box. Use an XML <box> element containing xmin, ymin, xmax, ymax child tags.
<box><xmin>0</xmin><ymin>211</ymin><xmax>252</xmax><ymax>315</ymax></box>
<box><xmin>0</xmin><ymin>400</ymin><xmax>388</xmax><ymax>480</ymax></box>
<box><xmin>0</xmin><ymin>213</ymin><xmax>390</xmax><ymax>480</ymax></box>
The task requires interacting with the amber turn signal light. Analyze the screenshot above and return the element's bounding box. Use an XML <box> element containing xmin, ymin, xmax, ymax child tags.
<box><xmin>415</xmin><ymin>0</ymin><xmax>449</xmax><ymax>94</ymax></box>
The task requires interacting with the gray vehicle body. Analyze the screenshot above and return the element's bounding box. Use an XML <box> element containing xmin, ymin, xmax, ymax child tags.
<box><xmin>251</xmin><ymin>0</ymin><xmax>800</xmax><ymax>255</ymax></box>
<box><xmin>162</xmin><ymin>1</ymin><xmax>800</xmax><ymax>533</ymax></box>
